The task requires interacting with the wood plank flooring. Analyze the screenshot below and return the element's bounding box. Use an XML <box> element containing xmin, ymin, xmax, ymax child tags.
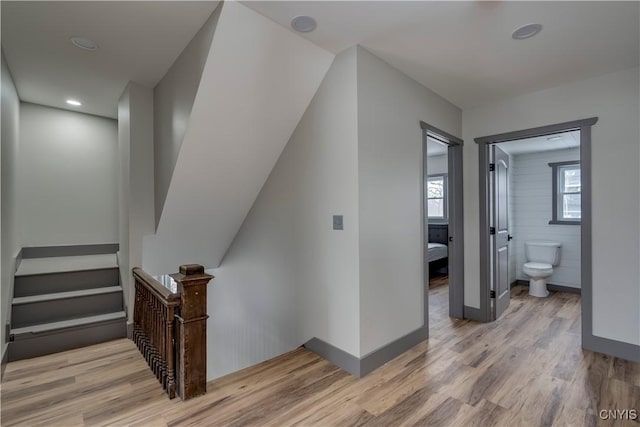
<box><xmin>2</xmin><ymin>285</ymin><xmax>639</xmax><ymax>426</ymax></box>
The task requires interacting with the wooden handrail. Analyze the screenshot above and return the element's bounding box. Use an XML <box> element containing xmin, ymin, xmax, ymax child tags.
<box><xmin>132</xmin><ymin>268</ymin><xmax>180</xmax><ymax>398</ymax></box>
<box><xmin>132</xmin><ymin>267</ymin><xmax>180</xmax><ymax>304</ymax></box>
<box><xmin>132</xmin><ymin>264</ymin><xmax>213</xmax><ymax>400</ymax></box>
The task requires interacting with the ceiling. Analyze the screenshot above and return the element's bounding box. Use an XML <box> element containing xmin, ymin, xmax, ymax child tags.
<box><xmin>1</xmin><ymin>1</ymin><xmax>220</xmax><ymax>118</ymax></box>
<box><xmin>244</xmin><ymin>1</ymin><xmax>639</xmax><ymax>109</ymax></box>
<box><xmin>498</xmin><ymin>130</ymin><xmax>580</xmax><ymax>156</ymax></box>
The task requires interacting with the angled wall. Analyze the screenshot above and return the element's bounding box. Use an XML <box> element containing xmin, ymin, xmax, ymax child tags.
<box><xmin>153</xmin><ymin>5</ymin><xmax>221</xmax><ymax>228</ymax></box>
<box><xmin>207</xmin><ymin>47</ymin><xmax>358</xmax><ymax>379</ymax></box>
<box><xmin>143</xmin><ymin>1</ymin><xmax>333</xmax><ymax>274</ymax></box>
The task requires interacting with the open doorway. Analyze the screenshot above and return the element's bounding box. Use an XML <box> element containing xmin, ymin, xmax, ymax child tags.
<box><xmin>421</xmin><ymin>122</ymin><xmax>463</xmax><ymax>329</ymax></box>
<box><xmin>476</xmin><ymin>117</ymin><xmax>600</xmax><ymax>354</ymax></box>
<box><xmin>493</xmin><ymin>130</ymin><xmax>582</xmax><ymax>318</ymax></box>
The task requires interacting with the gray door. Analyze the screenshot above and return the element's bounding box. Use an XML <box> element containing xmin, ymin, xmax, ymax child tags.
<box><xmin>492</xmin><ymin>145</ymin><xmax>510</xmax><ymax>319</ymax></box>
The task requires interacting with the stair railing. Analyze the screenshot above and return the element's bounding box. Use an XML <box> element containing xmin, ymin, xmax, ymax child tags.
<box><xmin>132</xmin><ymin>264</ymin><xmax>213</xmax><ymax>400</ymax></box>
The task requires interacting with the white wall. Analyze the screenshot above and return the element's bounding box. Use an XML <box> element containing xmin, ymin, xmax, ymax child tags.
<box><xmin>512</xmin><ymin>148</ymin><xmax>581</xmax><ymax>288</ymax></box>
<box><xmin>1</xmin><ymin>50</ymin><xmax>20</xmax><ymax>358</ymax></box>
<box><xmin>118</xmin><ymin>87</ymin><xmax>130</xmax><ymax>316</ymax></box>
<box><xmin>18</xmin><ymin>103</ymin><xmax>118</xmax><ymax>246</ymax></box>
<box><xmin>356</xmin><ymin>47</ymin><xmax>462</xmax><ymax>355</ymax></box>
<box><xmin>153</xmin><ymin>5</ymin><xmax>220</xmax><ymax>227</ymax></box>
<box><xmin>426</xmin><ymin>154</ymin><xmax>447</xmax><ymax>176</ymax></box>
<box><xmin>118</xmin><ymin>83</ymin><xmax>154</xmax><ymax>319</ymax></box>
<box><xmin>143</xmin><ymin>2</ymin><xmax>333</xmax><ymax>274</ymax></box>
<box><xmin>207</xmin><ymin>46</ymin><xmax>359</xmax><ymax>379</ymax></box>
<box><xmin>462</xmin><ymin>67</ymin><xmax>640</xmax><ymax>345</ymax></box>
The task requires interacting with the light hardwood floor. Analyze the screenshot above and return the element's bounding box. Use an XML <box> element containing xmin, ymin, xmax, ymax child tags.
<box><xmin>1</xmin><ymin>285</ymin><xmax>638</xmax><ymax>427</ymax></box>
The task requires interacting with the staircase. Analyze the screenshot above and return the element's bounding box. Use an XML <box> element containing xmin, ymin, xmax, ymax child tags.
<box><xmin>8</xmin><ymin>245</ymin><xmax>127</xmax><ymax>361</ymax></box>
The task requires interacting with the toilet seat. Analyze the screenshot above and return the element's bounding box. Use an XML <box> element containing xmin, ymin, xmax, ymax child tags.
<box><xmin>523</xmin><ymin>262</ymin><xmax>553</xmax><ymax>277</ymax></box>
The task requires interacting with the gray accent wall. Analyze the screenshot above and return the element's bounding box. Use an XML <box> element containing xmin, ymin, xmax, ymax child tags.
<box><xmin>1</xmin><ymin>50</ymin><xmax>20</xmax><ymax>361</ymax></box>
<box><xmin>153</xmin><ymin>5</ymin><xmax>221</xmax><ymax>227</ymax></box>
<box><xmin>18</xmin><ymin>103</ymin><xmax>118</xmax><ymax>246</ymax></box>
<box><xmin>511</xmin><ymin>148</ymin><xmax>581</xmax><ymax>288</ymax></box>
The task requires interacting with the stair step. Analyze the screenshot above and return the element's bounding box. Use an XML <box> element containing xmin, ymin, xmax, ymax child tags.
<box><xmin>9</xmin><ymin>312</ymin><xmax>127</xmax><ymax>361</ymax></box>
<box><xmin>16</xmin><ymin>254</ymin><xmax>118</xmax><ymax>276</ymax></box>
<box><xmin>13</xmin><ymin>286</ymin><xmax>122</xmax><ymax>305</ymax></box>
<box><xmin>11</xmin><ymin>311</ymin><xmax>125</xmax><ymax>336</ymax></box>
<box><xmin>14</xmin><ymin>268</ymin><xmax>119</xmax><ymax>297</ymax></box>
<box><xmin>11</xmin><ymin>286</ymin><xmax>124</xmax><ymax>328</ymax></box>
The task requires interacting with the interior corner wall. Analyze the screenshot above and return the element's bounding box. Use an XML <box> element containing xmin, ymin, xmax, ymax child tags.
<box><xmin>153</xmin><ymin>5</ymin><xmax>220</xmax><ymax>228</ymax></box>
<box><xmin>206</xmin><ymin>46</ymin><xmax>357</xmax><ymax>379</ymax></box>
<box><xmin>118</xmin><ymin>82</ymin><xmax>154</xmax><ymax>319</ymax></box>
<box><xmin>17</xmin><ymin>103</ymin><xmax>118</xmax><ymax>246</ymax></box>
<box><xmin>1</xmin><ymin>50</ymin><xmax>20</xmax><ymax>358</ymax></box>
<box><xmin>118</xmin><ymin>87</ymin><xmax>131</xmax><ymax>317</ymax></box>
<box><xmin>355</xmin><ymin>46</ymin><xmax>462</xmax><ymax>355</ymax></box>
<box><xmin>462</xmin><ymin>67</ymin><xmax>640</xmax><ymax>346</ymax></box>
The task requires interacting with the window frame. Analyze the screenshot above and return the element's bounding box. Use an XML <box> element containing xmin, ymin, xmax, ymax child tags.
<box><xmin>549</xmin><ymin>160</ymin><xmax>581</xmax><ymax>225</ymax></box>
<box><xmin>427</xmin><ymin>173</ymin><xmax>448</xmax><ymax>222</ymax></box>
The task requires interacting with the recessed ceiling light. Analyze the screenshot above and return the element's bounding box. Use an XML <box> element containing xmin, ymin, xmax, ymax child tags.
<box><xmin>66</xmin><ymin>99</ymin><xmax>82</xmax><ymax>106</ymax></box>
<box><xmin>70</xmin><ymin>36</ymin><xmax>98</xmax><ymax>51</ymax></box>
<box><xmin>512</xmin><ymin>23</ymin><xmax>543</xmax><ymax>40</ymax></box>
<box><xmin>547</xmin><ymin>136</ymin><xmax>562</xmax><ymax>141</ymax></box>
<box><xmin>291</xmin><ymin>16</ymin><xmax>317</xmax><ymax>33</ymax></box>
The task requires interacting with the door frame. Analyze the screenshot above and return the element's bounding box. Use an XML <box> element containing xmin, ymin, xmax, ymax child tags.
<box><xmin>421</xmin><ymin>121</ymin><xmax>464</xmax><ymax>321</ymax></box>
<box><xmin>475</xmin><ymin>118</ymin><xmax>597</xmax><ymax>342</ymax></box>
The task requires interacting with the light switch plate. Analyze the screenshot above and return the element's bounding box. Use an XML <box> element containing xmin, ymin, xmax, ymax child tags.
<box><xmin>333</xmin><ymin>215</ymin><xmax>343</xmax><ymax>230</ymax></box>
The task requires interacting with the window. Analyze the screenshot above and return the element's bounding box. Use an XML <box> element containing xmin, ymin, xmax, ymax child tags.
<box><xmin>549</xmin><ymin>161</ymin><xmax>580</xmax><ymax>224</ymax></box>
<box><xmin>427</xmin><ymin>174</ymin><xmax>448</xmax><ymax>221</ymax></box>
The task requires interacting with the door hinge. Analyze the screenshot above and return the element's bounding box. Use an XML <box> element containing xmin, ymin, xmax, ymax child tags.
<box><xmin>489</xmin><ymin>227</ymin><xmax>496</xmax><ymax>235</ymax></box>
<box><xmin>489</xmin><ymin>163</ymin><xmax>495</xmax><ymax>172</ymax></box>
<box><xmin>490</xmin><ymin>290</ymin><xmax>496</xmax><ymax>299</ymax></box>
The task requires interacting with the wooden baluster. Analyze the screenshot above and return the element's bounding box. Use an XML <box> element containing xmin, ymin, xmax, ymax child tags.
<box><xmin>166</xmin><ymin>304</ymin><xmax>176</xmax><ymax>398</ymax></box>
<box><xmin>131</xmin><ymin>266</ymin><xmax>200</xmax><ymax>400</ymax></box>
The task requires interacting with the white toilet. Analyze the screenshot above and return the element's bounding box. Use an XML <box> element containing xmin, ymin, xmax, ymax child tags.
<box><xmin>523</xmin><ymin>241</ymin><xmax>562</xmax><ymax>297</ymax></box>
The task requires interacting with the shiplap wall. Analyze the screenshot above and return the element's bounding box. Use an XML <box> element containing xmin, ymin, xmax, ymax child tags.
<box><xmin>511</xmin><ymin>147</ymin><xmax>581</xmax><ymax>288</ymax></box>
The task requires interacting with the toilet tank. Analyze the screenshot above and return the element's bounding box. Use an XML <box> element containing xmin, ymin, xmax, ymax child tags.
<box><xmin>525</xmin><ymin>241</ymin><xmax>562</xmax><ymax>265</ymax></box>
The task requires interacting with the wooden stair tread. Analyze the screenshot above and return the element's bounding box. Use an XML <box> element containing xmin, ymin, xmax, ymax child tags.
<box><xmin>15</xmin><ymin>254</ymin><xmax>118</xmax><ymax>276</ymax></box>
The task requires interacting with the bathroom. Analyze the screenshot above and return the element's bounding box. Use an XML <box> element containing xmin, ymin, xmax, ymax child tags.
<box><xmin>498</xmin><ymin>130</ymin><xmax>582</xmax><ymax>297</ymax></box>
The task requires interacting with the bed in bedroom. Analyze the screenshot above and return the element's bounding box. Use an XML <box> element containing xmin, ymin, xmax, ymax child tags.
<box><xmin>428</xmin><ymin>224</ymin><xmax>448</xmax><ymax>277</ymax></box>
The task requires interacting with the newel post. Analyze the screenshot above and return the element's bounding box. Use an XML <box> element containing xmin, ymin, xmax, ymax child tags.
<box><xmin>171</xmin><ymin>264</ymin><xmax>214</xmax><ymax>400</ymax></box>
